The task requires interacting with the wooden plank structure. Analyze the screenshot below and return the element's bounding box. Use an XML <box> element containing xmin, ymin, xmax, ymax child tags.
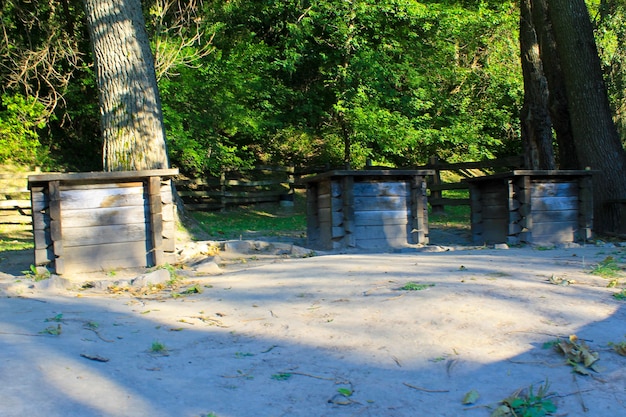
<box><xmin>303</xmin><ymin>170</ymin><xmax>433</xmax><ymax>250</ymax></box>
<box><xmin>28</xmin><ymin>169</ymin><xmax>179</xmax><ymax>275</ymax></box>
<box><xmin>465</xmin><ymin>170</ymin><xmax>594</xmax><ymax>245</ymax></box>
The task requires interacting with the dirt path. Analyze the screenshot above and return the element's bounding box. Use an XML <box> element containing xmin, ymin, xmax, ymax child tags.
<box><xmin>1</xmin><ymin>240</ymin><xmax>626</xmax><ymax>417</ymax></box>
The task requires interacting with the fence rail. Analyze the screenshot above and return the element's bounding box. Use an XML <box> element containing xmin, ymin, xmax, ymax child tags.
<box><xmin>0</xmin><ymin>169</ymin><xmax>39</xmax><ymax>225</ymax></box>
<box><xmin>175</xmin><ymin>165</ymin><xmax>295</xmax><ymax>211</ymax></box>
<box><xmin>421</xmin><ymin>155</ymin><xmax>524</xmax><ymax>211</ymax></box>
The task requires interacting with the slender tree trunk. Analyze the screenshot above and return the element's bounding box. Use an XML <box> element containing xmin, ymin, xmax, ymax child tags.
<box><xmin>520</xmin><ymin>0</ymin><xmax>555</xmax><ymax>170</ymax></box>
<box><xmin>548</xmin><ymin>0</ymin><xmax>626</xmax><ymax>232</ymax></box>
<box><xmin>82</xmin><ymin>0</ymin><xmax>169</xmax><ymax>171</ymax></box>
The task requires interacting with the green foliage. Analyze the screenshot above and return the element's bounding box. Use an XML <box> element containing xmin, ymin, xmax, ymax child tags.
<box><xmin>0</xmin><ymin>94</ymin><xmax>49</xmax><ymax>165</ymax></box>
<box><xmin>492</xmin><ymin>381</ymin><xmax>556</xmax><ymax>417</ymax></box>
<box><xmin>158</xmin><ymin>0</ymin><xmax>523</xmax><ymax>175</ymax></box>
<box><xmin>399</xmin><ymin>282</ymin><xmax>435</xmax><ymax>291</ymax></box>
<box><xmin>7</xmin><ymin>0</ymin><xmax>596</xmax><ymax>173</ymax></box>
<box><xmin>590</xmin><ymin>256</ymin><xmax>622</xmax><ymax>278</ymax></box>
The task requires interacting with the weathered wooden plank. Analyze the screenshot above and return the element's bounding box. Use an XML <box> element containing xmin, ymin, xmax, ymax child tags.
<box><xmin>0</xmin><ymin>199</ymin><xmax>31</xmax><ymax>209</ymax></box>
<box><xmin>353</xmin><ymin>224</ymin><xmax>409</xmax><ymax>240</ymax></box>
<box><xmin>34</xmin><ymin>246</ymin><xmax>54</xmax><ymax>266</ymax></box>
<box><xmin>481</xmin><ymin>205</ymin><xmax>508</xmax><ymax>220</ymax></box>
<box><xmin>354</xmin><ymin>225</ymin><xmax>410</xmax><ymax>248</ymax></box>
<box><xmin>58</xmin><ymin>186</ymin><xmax>145</xmax><ymax>210</ymax></box>
<box><xmin>160</xmin><ymin>181</ymin><xmax>173</xmax><ymax>204</ymax></box>
<box><xmin>354</xmin><ymin>210</ymin><xmax>409</xmax><ymax>226</ymax></box>
<box><xmin>48</xmin><ymin>181</ymin><xmax>63</xmax><ymax>273</ymax></box>
<box><xmin>34</xmin><ymin>229</ymin><xmax>52</xmax><ymax>248</ymax></box>
<box><xmin>479</xmin><ymin>191</ymin><xmax>506</xmax><ymax>206</ymax></box>
<box><xmin>0</xmin><ymin>213</ymin><xmax>31</xmax><ymax>224</ymax></box>
<box><xmin>162</xmin><ymin>204</ymin><xmax>175</xmax><ymax>222</ymax></box>
<box><xmin>352</xmin><ymin>181</ymin><xmax>408</xmax><ymax>197</ymax></box>
<box><xmin>60</xmin><ymin>206</ymin><xmax>147</xmax><ymax>228</ymax></box>
<box><xmin>317</xmin><ymin>180</ymin><xmax>331</xmax><ymax>197</ymax></box>
<box><xmin>61</xmin><ymin>223</ymin><xmax>148</xmax><ymax>247</ymax></box>
<box><xmin>331</xmin><ymin>226</ymin><xmax>345</xmax><ymax>239</ymax></box>
<box><xmin>475</xmin><ymin>219</ymin><xmax>508</xmax><ymax>244</ymax></box>
<box><xmin>28</xmin><ymin>169</ymin><xmax>178</xmax><ymax>184</ymax></box>
<box><xmin>530</xmin><ymin>181</ymin><xmax>577</xmax><ymax>198</ymax></box>
<box><xmin>411</xmin><ymin>177</ymin><xmax>429</xmax><ymax>244</ymax></box>
<box><xmin>59</xmin><ymin>181</ymin><xmax>143</xmax><ymax>191</ymax></box>
<box><xmin>342</xmin><ymin>176</ymin><xmax>355</xmax><ymax>247</ymax></box>
<box><xmin>316</xmin><ymin>194</ymin><xmax>331</xmax><ymax>210</ymax></box>
<box><xmin>531</xmin><ymin>196</ymin><xmax>578</xmax><ymax>211</ymax></box>
<box><xmin>61</xmin><ymin>241</ymin><xmax>151</xmax><ymax>274</ymax></box>
<box><xmin>532</xmin><ymin>210</ymin><xmax>578</xmax><ymax>223</ymax></box>
<box><xmin>31</xmin><ymin>209</ymin><xmax>48</xmax><ymax>231</ymax></box>
<box><xmin>353</xmin><ymin>195</ymin><xmax>408</xmax><ymax>211</ymax></box>
<box><xmin>316</xmin><ymin>207</ymin><xmax>337</xmax><ymax>224</ymax></box>
<box><xmin>529</xmin><ymin>222</ymin><xmax>575</xmax><ymax>238</ymax></box>
<box><xmin>148</xmin><ymin>176</ymin><xmax>164</xmax><ymax>266</ymax></box>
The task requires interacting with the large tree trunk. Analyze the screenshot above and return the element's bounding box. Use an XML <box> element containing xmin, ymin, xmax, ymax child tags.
<box><xmin>82</xmin><ymin>0</ymin><xmax>169</xmax><ymax>171</ymax></box>
<box><xmin>548</xmin><ymin>0</ymin><xmax>626</xmax><ymax>232</ymax></box>
<box><xmin>520</xmin><ymin>0</ymin><xmax>555</xmax><ymax>170</ymax></box>
<box><xmin>530</xmin><ymin>0</ymin><xmax>578</xmax><ymax>169</ymax></box>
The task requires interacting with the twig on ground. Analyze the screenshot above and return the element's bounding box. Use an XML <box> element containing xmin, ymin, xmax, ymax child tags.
<box><xmin>403</xmin><ymin>382</ymin><xmax>450</xmax><ymax>393</ymax></box>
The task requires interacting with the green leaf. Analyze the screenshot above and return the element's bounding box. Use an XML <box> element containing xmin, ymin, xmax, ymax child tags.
<box><xmin>462</xmin><ymin>389</ymin><xmax>480</xmax><ymax>405</ymax></box>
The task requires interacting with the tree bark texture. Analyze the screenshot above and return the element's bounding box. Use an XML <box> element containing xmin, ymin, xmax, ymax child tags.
<box><xmin>82</xmin><ymin>0</ymin><xmax>169</xmax><ymax>171</ymax></box>
<box><xmin>530</xmin><ymin>0</ymin><xmax>578</xmax><ymax>169</ymax></box>
<box><xmin>548</xmin><ymin>0</ymin><xmax>626</xmax><ymax>232</ymax></box>
<box><xmin>520</xmin><ymin>0</ymin><xmax>555</xmax><ymax>170</ymax></box>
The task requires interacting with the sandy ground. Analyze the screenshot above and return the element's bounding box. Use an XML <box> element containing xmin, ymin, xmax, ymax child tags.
<box><xmin>1</xmin><ymin>234</ymin><xmax>626</xmax><ymax>417</ymax></box>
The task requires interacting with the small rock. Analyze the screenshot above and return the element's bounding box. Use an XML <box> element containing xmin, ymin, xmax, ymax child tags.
<box><xmin>131</xmin><ymin>269</ymin><xmax>171</xmax><ymax>288</ymax></box>
<box><xmin>223</xmin><ymin>240</ymin><xmax>255</xmax><ymax>254</ymax></box>
<box><xmin>290</xmin><ymin>245</ymin><xmax>316</xmax><ymax>257</ymax></box>
<box><xmin>193</xmin><ymin>256</ymin><xmax>222</xmax><ymax>274</ymax></box>
<box><xmin>34</xmin><ymin>275</ymin><xmax>73</xmax><ymax>291</ymax></box>
<box><xmin>493</xmin><ymin>243</ymin><xmax>509</xmax><ymax>250</ymax></box>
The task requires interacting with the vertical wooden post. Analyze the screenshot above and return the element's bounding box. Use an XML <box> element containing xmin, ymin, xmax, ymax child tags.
<box><xmin>469</xmin><ymin>183</ymin><xmax>483</xmax><ymax>245</ymax></box>
<box><xmin>49</xmin><ymin>180</ymin><xmax>64</xmax><ymax>274</ymax></box>
<box><xmin>518</xmin><ymin>175</ymin><xmax>532</xmax><ymax>243</ymax></box>
<box><xmin>578</xmin><ymin>174</ymin><xmax>593</xmax><ymax>241</ymax></box>
<box><xmin>306</xmin><ymin>183</ymin><xmax>320</xmax><ymax>247</ymax></box>
<box><xmin>411</xmin><ymin>176</ymin><xmax>429</xmax><ymax>244</ymax></box>
<box><xmin>148</xmin><ymin>176</ymin><xmax>164</xmax><ymax>266</ymax></box>
<box><xmin>219</xmin><ymin>172</ymin><xmax>226</xmax><ymax>212</ymax></box>
<box><xmin>429</xmin><ymin>156</ymin><xmax>444</xmax><ymax>214</ymax></box>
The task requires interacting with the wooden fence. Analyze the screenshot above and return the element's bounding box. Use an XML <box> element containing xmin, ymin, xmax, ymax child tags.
<box><xmin>175</xmin><ymin>165</ymin><xmax>296</xmax><ymax>211</ymax></box>
<box><xmin>422</xmin><ymin>155</ymin><xmax>525</xmax><ymax>212</ymax></box>
<box><xmin>0</xmin><ymin>157</ymin><xmax>524</xmax><ymax>225</ymax></box>
<box><xmin>0</xmin><ymin>169</ymin><xmax>38</xmax><ymax>225</ymax></box>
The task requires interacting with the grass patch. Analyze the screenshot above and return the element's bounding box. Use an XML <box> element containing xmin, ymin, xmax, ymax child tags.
<box><xmin>613</xmin><ymin>289</ymin><xmax>626</xmax><ymax>301</ymax></box>
<box><xmin>493</xmin><ymin>380</ymin><xmax>556</xmax><ymax>417</ymax></box>
<box><xmin>399</xmin><ymin>282</ymin><xmax>435</xmax><ymax>291</ymax></box>
<box><xmin>150</xmin><ymin>340</ymin><xmax>168</xmax><ymax>354</ymax></box>
<box><xmin>190</xmin><ymin>197</ymin><xmax>306</xmax><ymax>240</ymax></box>
<box><xmin>0</xmin><ymin>225</ymin><xmax>33</xmax><ymax>252</ymax></box>
<box><xmin>590</xmin><ymin>256</ymin><xmax>622</xmax><ymax>279</ymax></box>
<box><xmin>428</xmin><ymin>189</ymin><xmax>470</xmax><ymax>229</ymax></box>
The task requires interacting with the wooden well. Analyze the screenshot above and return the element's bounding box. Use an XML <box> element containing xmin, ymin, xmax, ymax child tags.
<box><xmin>465</xmin><ymin>170</ymin><xmax>593</xmax><ymax>245</ymax></box>
<box><xmin>303</xmin><ymin>170</ymin><xmax>433</xmax><ymax>250</ymax></box>
<box><xmin>28</xmin><ymin>169</ymin><xmax>178</xmax><ymax>274</ymax></box>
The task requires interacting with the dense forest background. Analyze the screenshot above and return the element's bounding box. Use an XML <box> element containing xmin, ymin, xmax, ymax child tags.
<box><xmin>1</xmin><ymin>0</ymin><xmax>625</xmax><ymax>176</ymax></box>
